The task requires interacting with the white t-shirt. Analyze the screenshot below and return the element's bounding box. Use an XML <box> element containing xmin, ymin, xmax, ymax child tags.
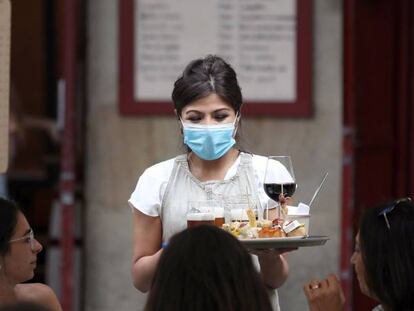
<box><xmin>129</xmin><ymin>153</ymin><xmax>290</xmax><ymax>311</ymax></box>
<box><xmin>129</xmin><ymin>153</ymin><xmax>292</xmax><ymax>217</ymax></box>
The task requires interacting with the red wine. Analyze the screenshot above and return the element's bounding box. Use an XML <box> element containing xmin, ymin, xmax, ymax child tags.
<box><xmin>264</xmin><ymin>183</ymin><xmax>297</xmax><ymax>201</ymax></box>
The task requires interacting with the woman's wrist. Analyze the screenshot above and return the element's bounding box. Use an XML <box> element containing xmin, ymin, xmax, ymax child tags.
<box><xmin>257</xmin><ymin>250</ymin><xmax>283</xmax><ymax>264</ymax></box>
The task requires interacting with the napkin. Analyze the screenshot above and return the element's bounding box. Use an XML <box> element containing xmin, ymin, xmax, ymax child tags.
<box><xmin>287</xmin><ymin>203</ymin><xmax>310</xmax><ymax>215</ymax></box>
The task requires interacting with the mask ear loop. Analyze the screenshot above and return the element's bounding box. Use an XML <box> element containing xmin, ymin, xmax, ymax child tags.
<box><xmin>179</xmin><ymin>118</ymin><xmax>184</xmax><ymax>134</ymax></box>
<box><xmin>233</xmin><ymin>112</ymin><xmax>241</xmax><ymax>138</ymax></box>
<box><xmin>175</xmin><ymin>110</ymin><xmax>184</xmax><ymax>134</ymax></box>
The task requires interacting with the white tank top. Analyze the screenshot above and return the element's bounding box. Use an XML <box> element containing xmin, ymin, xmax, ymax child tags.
<box><xmin>161</xmin><ymin>153</ymin><xmax>281</xmax><ymax>311</ymax></box>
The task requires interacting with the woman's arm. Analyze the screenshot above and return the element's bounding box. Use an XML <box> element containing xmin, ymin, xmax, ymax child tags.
<box><xmin>257</xmin><ymin>251</ymin><xmax>289</xmax><ymax>289</ymax></box>
<box><xmin>131</xmin><ymin>209</ymin><xmax>163</xmax><ymax>292</ymax></box>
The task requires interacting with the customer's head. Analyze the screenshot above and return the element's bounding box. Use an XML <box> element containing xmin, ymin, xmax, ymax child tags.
<box><xmin>172</xmin><ymin>55</ymin><xmax>243</xmax><ymax>116</ymax></box>
<box><xmin>0</xmin><ymin>197</ymin><xmax>43</xmax><ymax>283</ymax></box>
<box><xmin>351</xmin><ymin>197</ymin><xmax>414</xmax><ymax>310</ymax></box>
<box><xmin>0</xmin><ymin>302</ymin><xmax>51</xmax><ymax>311</ymax></box>
<box><xmin>145</xmin><ymin>225</ymin><xmax>272</xmax><ymax>311</ymax></box>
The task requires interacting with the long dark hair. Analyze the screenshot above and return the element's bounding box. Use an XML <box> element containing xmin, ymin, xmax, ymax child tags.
<box><xmin>145</xmin><ymin>225</ymin><xmax>272</xmax><ymax>311</ymax></box>
<box><xmin>359</xmin><ymin>199</ymin><xmax>414</xmax><ymax>310</ymax></box>
<box><xmin>0</xmin><ymin>302</ymin><xmax>51</xmax><ymax>311</ymax></box>
<box><xmin>0</xmin><ymin>197</ymin><xmax>21</xmax><ymax>255</ymax></box>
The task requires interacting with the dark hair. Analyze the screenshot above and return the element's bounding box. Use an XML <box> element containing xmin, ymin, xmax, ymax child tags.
<box><xmin>145</xmin><ymin>225</ymin><xmax>272</xmax><ymax>311</ymax></box>
<box><xmin>359</xmin><ymin>199</ymin><xmax>414</xmax><ymax>310</ymax></box>
<box><xmin>0</xmin><ymin>302</ymin><xmax>51</xmax><ymax>311</ymax></box>
<box><xmin>172</xmin><ymin>55</ymin><xmax>243</xmax><ymax>116</ymax></box>
<box><xmin>0</xmin><ymin>197</ymin><xmax>21</xmax><ymax>255</ymax></box>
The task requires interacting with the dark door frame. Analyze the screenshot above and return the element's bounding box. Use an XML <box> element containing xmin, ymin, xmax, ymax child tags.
<box><xmin>342</xmin><ymin>0</ymin><xmax>414</xmax><ymax>310</ymax></box>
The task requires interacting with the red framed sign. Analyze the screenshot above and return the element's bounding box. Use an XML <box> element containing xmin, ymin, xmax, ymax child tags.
<box><xmin>119</xmin><ymin>0</ymin><xmax>312</xmax><ymax>117</ymax></box>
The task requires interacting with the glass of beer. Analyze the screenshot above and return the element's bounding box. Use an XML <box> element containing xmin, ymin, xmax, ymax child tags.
<box><xmin>187</xmin><ymin>201</ymin><xmax>215</xmax><ymax>228</ymax></box>
<box><xmin>214</xmin><ymin>207</ymin><xmax>225</xmax><ymax>227</ymax></box>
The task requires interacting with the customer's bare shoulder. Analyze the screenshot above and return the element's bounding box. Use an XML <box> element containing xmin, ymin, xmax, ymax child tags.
<box><xmin>15</xmin><ymin>283</ymin><xmax>62</xmax><ymax>311</ymax></box>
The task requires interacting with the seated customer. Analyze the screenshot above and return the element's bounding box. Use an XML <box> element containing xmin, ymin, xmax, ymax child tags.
<box><xmin>145</xmin><ymin>224</ymin><xmax>273</xmax><ymax>311</ymax></box>
<box><xmin>0</xmin><ymin>302</ymin><xmax>51</xmax><ymax>311</ymax></box>
<box><xmin>304</xmin><ymin>197</ymin><xmax>414</xmax><ymax>311</ymax></box>
<box><xmin>0</xmin><ymin>198</ymin><xmax>62</xmax><ymax>311</ymax></box>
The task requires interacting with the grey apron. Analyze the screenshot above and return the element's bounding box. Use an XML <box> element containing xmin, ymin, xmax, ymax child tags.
<box><xmin>161</xmin><ymin>152</ymin><xmax>281</xmax><ymax>311</ymax></box>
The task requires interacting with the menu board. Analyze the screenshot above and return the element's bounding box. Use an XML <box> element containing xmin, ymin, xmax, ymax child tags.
<box><xmin>119</xmin><ymin>0</ymin><xmax>312</xmax><ymax>116</ymax></box>
<box><xmin>135</xmin><ymin>0</ymin><xmax>295</xmax><ymax>102</ymax></box>
<box><xmin>0</xmin><ymin>0</ymin><xmax>10</xmax><ymax>173</ymax></box>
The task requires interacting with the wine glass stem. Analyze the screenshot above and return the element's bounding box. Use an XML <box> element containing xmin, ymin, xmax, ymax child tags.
<box><xmin>277</xmin><ymin>200</ymin><xmax>281</xmax><ymax>219</ymax></box>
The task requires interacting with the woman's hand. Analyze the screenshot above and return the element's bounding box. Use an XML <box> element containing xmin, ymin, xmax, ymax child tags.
<box><xmin>303</xmin><ymin>274</ymin><xmax>345</xmax><ymax>311</ymax></box>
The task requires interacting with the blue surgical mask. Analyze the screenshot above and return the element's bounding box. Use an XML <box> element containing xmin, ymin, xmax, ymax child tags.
<box><xmin>181</xmin><ymin>117</ymin><xmax>238</xmax><ymax>161</ymax></box>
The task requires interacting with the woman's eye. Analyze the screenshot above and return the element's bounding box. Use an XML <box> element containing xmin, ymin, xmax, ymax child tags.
<box><xmin>214</xmin><ymin>114</ymin><xmax>228</xmax><ymax>121</ymax></box>
<box><xmin>24</xmin><ymin>237</ymin><xmax>31</xmax><ymax>243</ymax></box>
<box><xmin>187</xmin><ymin>117</ymin><xmax>202</xmax><ymax>122</ymax></box>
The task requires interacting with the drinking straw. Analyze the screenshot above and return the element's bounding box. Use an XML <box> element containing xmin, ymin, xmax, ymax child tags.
<box><xmin>309</xmin><ymin>172</ymin><xmax>329</xmax><ymax>208</ymax></box>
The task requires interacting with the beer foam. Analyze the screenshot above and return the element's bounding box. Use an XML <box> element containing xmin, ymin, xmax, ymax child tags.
<box><xmin>214</xmin><ymin>207</ymin><xmax>224</xmax><ymax>217</ymax></box>
<box><xmin>230</xmin><ymin>209</ymin><xmax>249</xmax><ymax>221</ymax></box>
<box><xmin>186</xmin><ymin>212</ymin><xmax>215</xmax><ymax>221</ymax></box>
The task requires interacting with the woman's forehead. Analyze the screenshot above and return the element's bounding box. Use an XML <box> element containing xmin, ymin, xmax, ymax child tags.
<box><xmin>12</xmin><ymin>212</ymin><xmax>30</xmax><ymax>236</ymax></box>
<box><xmin>182</xmin><ymin>94</ymin><xmax>234</xmax><ymax>114</ymax></box>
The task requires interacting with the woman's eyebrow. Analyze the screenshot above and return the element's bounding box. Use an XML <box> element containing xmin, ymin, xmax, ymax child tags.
<box><xmin>12</xmin><ymin>228</ymin><xmax>31</xmax><ymax>239</ymax></box>
<box><xmin>185</xmin><ymin>110</ymin><xmax>203</xmax><ymax>115</ymax></box>
<box><xmin>22</xmin><ymin>228</ymin><xmax>32</xmax><ymax>236</ymax></box>
<box><xmin>213</xmin><ymin>108</ymin><xmax>231</xmax><ymax>113</ymax></box>
<box><xmin>185</xmin><ymin>108</ymin><xmax>231</xmax><ymax>115</ymax></box>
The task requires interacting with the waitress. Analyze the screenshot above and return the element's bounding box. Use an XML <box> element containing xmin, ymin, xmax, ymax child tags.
<box><xmin>129</xmin><ymin>55</ymin><xmax>293</xmax><ymax>310</ymax></box>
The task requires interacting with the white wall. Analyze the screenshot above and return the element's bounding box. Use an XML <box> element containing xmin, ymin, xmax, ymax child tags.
<box><xmin>85</xmin><ymin>0</ymin><xmax>342</xmax><ymax>310</ymax></box>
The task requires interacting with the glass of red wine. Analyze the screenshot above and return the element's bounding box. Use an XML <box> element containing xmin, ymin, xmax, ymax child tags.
<box><xmin>263</xmin><ymin>156</ymin><xmax>297</xmax><ymax>217</ymax></box>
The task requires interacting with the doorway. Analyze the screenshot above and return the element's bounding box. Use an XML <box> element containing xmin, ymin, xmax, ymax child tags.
<box><xmin>343</xmin><ymin>0</ymin><xmax>414</xmax><ymax>309</ymax></box>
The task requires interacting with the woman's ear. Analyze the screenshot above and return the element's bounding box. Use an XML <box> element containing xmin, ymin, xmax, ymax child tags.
<box><xmin>175</xmin><ymin>109</ymin><xmax>183</xmax><ymax>134</ymax></box>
